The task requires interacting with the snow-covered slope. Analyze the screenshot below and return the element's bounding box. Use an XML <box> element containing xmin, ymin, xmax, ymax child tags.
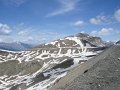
<box><xmin>0</xmin><ymin>33</ymin><xmax>107</xmax><ymax>90</ymax></box>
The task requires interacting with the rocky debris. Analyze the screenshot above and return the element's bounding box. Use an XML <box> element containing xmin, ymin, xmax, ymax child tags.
<box><xmin>50</xmin><ymin>45</ymin><xmax>120</xmax><ymax>90</ymax></box>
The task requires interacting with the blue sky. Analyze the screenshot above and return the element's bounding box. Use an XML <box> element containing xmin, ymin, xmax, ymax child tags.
<box><xmin>0</xmin><ymin>0</ymin><xmax>120</xmax><ymax>44</ymax></box>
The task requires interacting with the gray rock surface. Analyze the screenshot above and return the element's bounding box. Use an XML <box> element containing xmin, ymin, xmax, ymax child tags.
<box><xmin>50</xmin><ymin>45</ymin><xmax>120</xmax><ymax>90</ymax></box>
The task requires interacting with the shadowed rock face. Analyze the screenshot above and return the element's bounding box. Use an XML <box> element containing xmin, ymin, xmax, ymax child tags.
<box><xmin>116</xmin><ymin>40</ymin><xmax>120</xmax><ymax>45</ymax></box>
<box><xmin>76</xmin><ymin>33</ymin><xmax>89</xmax><ymax>37</ymax></box>
<box><xmin>50</xmin><ymin>45</ymin><xmax>120</xmax><ymax>90</ymax></box>
<box><xmin>0</xmin><ymin>60</ymin><xmax>43</xmax><ymax>76</ymax></box>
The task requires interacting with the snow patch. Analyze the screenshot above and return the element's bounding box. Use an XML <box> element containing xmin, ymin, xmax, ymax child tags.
<box><xmin>27</xmin><ymin>72</ymin><xmax>67</xmax><ymax>90</ymax></box>
<box><xmin>65</xmin><ymin>37</ymin><xmax>84</xmax><ymax>51</ymax></box>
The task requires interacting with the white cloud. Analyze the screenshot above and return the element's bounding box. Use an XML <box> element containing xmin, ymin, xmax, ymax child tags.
<box><xmin>90</xmin><ymin>30</ymin><xmax>98</xmax><ymax>35</ymax></box>
<box><xmin>18</xmin><ymin>30</ymin><xmax>27</xmax><ymax>36</ymax></box>
<box><xmin>90</xmin><ymin>28</ymin><xmax>119</xmax><ymax>36</ymax></box>
<box><xmin>0</xmin><ymin>23</ymin><xmax>66</xmax><ymax>44</ymax></box>
<box><xmin>0</xmin><ymin>38</ymin><xmax>3</xmax><ymax>42</ymax></box>
<box><xmin>90</xmin><ymin>18</ymin><xmax>101</xmax><ymax>25</ymax></box>
<box><xmin>0</xmin><ymin>36</ymin><xmax>15</xmax><ymax>43</ymax></box>
<box><xmin>16</xmin><ymin>23</ymin><xmax>33</xmax><ymax>36</ymax></box>
<box><xmin>46</xmin><ymin>0</ymin><xmax>79</xmax><ymax>17</ymax></box>
<box><xmin>22</xmin><ymin>36</ymin><xmax>34</xmax><ymax>43</ymax></box>
<box><xmin>74</xmin><ymin>20</ymin><xmax>84</xmax><ymax>27</ymax></box>
<box><xmin>17</xmin><ymin>30</ymin><xmax>34</xmax><ymax>43</ymax></box>
<box><xmin>114</xmin><ymin>9</ymin><xmax>120</xmax><ymax>22</ymax></box>
<box><xmin>3</xmin><ymin>0</ymin><xmax>28</xmax><ymax>7</ymax></box>
<box><xmin>34</xmin><ymin>32</ymin><xmax>65</xmax><ymax>44</ymax></box>
<box><xmin>27</xmin><ymin>36</ymin><xmax>33</xmax><ymax>41</ymax></box>
<box><xmin>0</xmin><ymin>23</ymin><xmax>11</xmax><ymax>35</ymax></box>
<box><xmin>16</xmin><ymin>25</ymin><xmax>62</xmax><ymax>44</ymax></box>
<box><xmin>99</xmin><ymin>28</ymin><xmax>114</xmax><ymax>36</ymax></box>
<box><xmin>90</xmin><ymin>15</ymin><xmax>107</xmax><ymax>25</ymax></box>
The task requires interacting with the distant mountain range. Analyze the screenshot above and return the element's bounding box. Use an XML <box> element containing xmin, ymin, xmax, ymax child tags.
<box><xmin>0</xmin><ymin>42</ymin><xmax>34</xmax><ymax>51</ymax></box>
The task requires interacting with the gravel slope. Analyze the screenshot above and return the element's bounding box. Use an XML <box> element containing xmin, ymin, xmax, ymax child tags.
<box><xmin>50</xmin><ymin>45</ymin><xmax>120</xmax><ymax>90</ymax></box>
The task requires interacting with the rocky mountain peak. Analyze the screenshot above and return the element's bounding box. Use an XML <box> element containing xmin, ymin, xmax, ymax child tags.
<box><xmin>75</xmin><ymin>33</ymin><xmax>89</xmax><ymax>38</ymax></box>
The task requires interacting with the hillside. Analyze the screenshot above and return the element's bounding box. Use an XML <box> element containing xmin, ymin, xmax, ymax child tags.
<box><xmin>50</xmin><ymin>44</ymin><xmax>120</xmax><ymax>90</ymax></box>
<box><xmin>0</xmin><ymin>33</ymin><xmax>107</xmax><ymax>90</ymax></box>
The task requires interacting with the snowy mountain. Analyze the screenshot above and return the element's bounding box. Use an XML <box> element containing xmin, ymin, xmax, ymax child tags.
<box><xmin>0</xmin><ymin>42</ymin><xmax>33</xmax><ymax>51</ymax></box>
<box><xmin>0</xmin><ymin>33</ymin><xmax>107</xmax><ymax>90</ymax></box>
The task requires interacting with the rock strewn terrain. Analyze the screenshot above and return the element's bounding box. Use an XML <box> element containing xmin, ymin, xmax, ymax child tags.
<box><xmin>50</xmin><ymin>44</ymin><xmax>120</xmax><ymax>90</ymax></box>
